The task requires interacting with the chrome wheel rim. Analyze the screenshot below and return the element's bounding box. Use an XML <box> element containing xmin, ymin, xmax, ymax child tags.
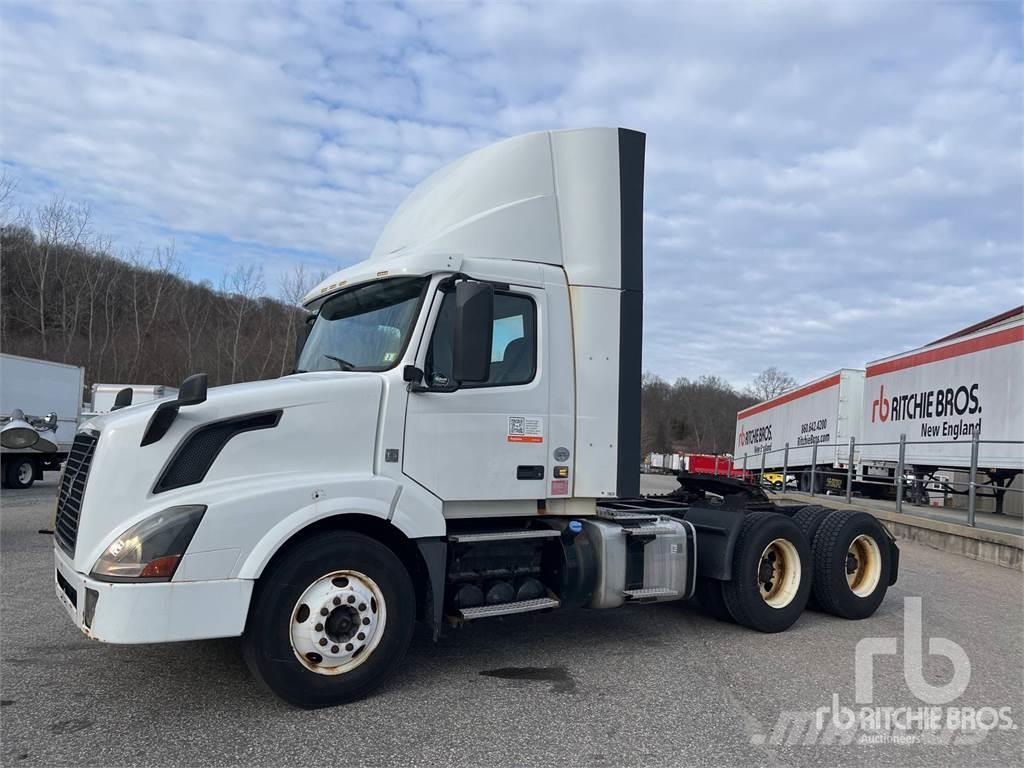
<box><xmin>17</xmin><ymin>463</ymin><xmax>32</xmax><ymax>484</ymax></box>
<box><xmin>290</xmin><ymin>570</ymin><xmax>386</xmax><ymax>675</ymax></box>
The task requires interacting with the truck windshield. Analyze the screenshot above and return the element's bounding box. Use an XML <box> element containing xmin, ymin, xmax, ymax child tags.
<box><xmin>296</xmin><ymin>277</ymin><xmax>428</xmax><ymax>373</ymax></box>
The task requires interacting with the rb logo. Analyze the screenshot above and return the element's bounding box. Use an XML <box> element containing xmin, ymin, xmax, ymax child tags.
<box><xmin>872</xmin><ymin>386</ymin><xmax>890</xmax><ymax>423</ymax></box>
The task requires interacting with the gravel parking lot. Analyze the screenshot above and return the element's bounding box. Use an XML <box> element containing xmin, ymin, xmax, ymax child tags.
<box><xmin>2</xmin><ymin>477</ymin><xmax>1022</xmax><ymax>767</ymax></box>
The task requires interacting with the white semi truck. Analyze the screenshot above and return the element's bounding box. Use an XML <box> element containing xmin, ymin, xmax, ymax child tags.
<box><xmin>734</xmin><ymin>311</ymin><xmax>1023</xmax><ymax>509</ymax></box>
<box><xmin>1</xmin><ymin>353</ymin><xmax>84</xmax><ymax>489</ymax></box>
<box><xmin>53</xmin><ymin>128</ymin><xmax>898</xmax><ymax>708</ymax></box>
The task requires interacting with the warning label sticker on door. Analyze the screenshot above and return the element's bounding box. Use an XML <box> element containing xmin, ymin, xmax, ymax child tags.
<box><xmin>507</xmin><ymin>416</ymin><xmax>543</xmax><ymax>443</ymax></box>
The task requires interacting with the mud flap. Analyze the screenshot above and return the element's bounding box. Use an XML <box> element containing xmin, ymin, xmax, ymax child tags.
<box><xmin>415</xmin><ymin>538</ymin><xmax>447</xmax><ymax>640</ymax></box>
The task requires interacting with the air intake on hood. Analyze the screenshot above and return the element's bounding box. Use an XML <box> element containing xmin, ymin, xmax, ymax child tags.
<box><xmin>154</xmin><ymin>410</ymin><xmax>282</xmax><ymax>493</ymax></box>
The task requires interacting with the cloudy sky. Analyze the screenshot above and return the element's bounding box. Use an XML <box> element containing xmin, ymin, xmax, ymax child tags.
<box><xmin>2</xmin><ymin>1</ymin><xmax>1021</xmax><ymax>389</ymax></box>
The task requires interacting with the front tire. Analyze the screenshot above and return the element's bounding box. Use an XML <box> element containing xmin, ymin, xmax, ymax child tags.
<box><xmin>722</xmin><ymin>512</ymin><xmax>811</xmax><ymax>633</ymax></box>
<box><xmin>242</xmin><ymin>531</ymin><xmax>415</xmax><ymax>708</ymax></box>
<box><xmin>4</xmin><ymin>458</ymin><xmax>36</xmax><ymax>489</ymax></box>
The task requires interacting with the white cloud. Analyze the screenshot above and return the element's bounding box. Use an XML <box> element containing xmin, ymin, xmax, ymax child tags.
<box><xmin>1</xmin><ymin>0</ymin><xmax>1021</xmax><ymax>388</ymax></box>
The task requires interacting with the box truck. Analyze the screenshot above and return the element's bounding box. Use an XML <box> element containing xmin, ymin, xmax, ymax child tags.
<box><xmin>52</xmin><ymin>128</ymin><xmax>898</xmax><ymax>708</ymax></box>
<box><xmin>733</xmin><ymin>369</ymin><xmax>864</xmax><ymax>494</ymax></box>
<box><xmin>1</xmin><ymin>353</ymin><xmax>84</xmax><ymax>488</ymax></box>
<box><xmin>89</xmin><ymin>384</ymin><xmax>178</xmax><ymax>415</ymax></box>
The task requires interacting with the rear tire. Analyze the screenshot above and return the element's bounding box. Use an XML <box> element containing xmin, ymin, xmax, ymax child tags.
<box><xmin>723</xmin><ymin>512</ymin><xmax>811</xmax><ymax>633</ymax></box>
<box><xmin>5</xmin><ymin>458</ymin><xmax>35</xmax><ymax>489</ymax></box>
<box><xmin>792</xmin><ymin>505</ymin><xmax>831</xmax><ymax>547</ymax></box>
<box><xmin>242</xmin><ymin>531</ymin><xmax>415</xmax><ymax>708</ymax></box>
<box><xmin>792</xmin><ymin>505</ymin><xmax>832</xmax><ymax>609</ymax></box>
<box><xmin>811</xmin><ymin>510</ymin><xmax>891</xmax><ymax>620</ymax></box>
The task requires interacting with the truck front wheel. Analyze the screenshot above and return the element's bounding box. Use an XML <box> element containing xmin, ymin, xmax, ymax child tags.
<box><xmin>722</xmin><ymin>512</ymin><xmax>811</xmax><ymax>633</ymax></box>
<box><xmin>242</xmin><ymin>531</ymin><xmax>415</xmax><ymax>708</ymax></box>
<box><xmin>4</xmin><ymin>457</ymin><xmax>36</xmax><ymax>489</ymax></box>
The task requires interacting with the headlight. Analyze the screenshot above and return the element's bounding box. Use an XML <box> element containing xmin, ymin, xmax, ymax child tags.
<box><xmin>90</xmin><ymin>505</ymin><xmax>206</xmax><ymax>582</ymax></box>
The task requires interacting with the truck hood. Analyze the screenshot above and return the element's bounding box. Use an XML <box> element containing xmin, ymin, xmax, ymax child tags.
<box><xmin>69</xmin><ymin>373</ymin><xmax>384</xmax><ymax>573</ymax></box>
<box><xmin>81</xmin><ymin>372</ymin><xmax>363</xmax><ymax>433</ymax></box>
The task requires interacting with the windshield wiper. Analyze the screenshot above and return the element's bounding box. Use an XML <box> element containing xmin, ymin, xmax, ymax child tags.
<box><xmin>323</xmin><ymin>354</ymin><xmax>356</xmax><ymax>371</ymax></box>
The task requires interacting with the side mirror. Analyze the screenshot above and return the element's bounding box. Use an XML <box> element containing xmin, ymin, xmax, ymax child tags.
<box><xmin>112</xmin><ymin>388</ymin><xmax>133</xmax><ymax>411</ymax></box>
<box><xmin>141</xmin><ymin>373</ymin><xmax>208</xmax><ymax>447</ymax></box>
<box><xmin>177</xmin><ymin>373</ymin><xmax>208</xmax><ymax>406</ymax></box>
<box><xmin>453</xmin><ymin>281</ymin><xmax>494</xmax><ymax>384</ymax></box>
<box><xmin>296</xmin><ymin>313</ymin><xmax>316</xmax><ymax>366</ymax></box>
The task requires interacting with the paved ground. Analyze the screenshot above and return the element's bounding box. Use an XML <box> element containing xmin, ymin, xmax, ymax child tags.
<box><xmin>2</xmin><ymin>477</ymin><xmax>1022</xmax><ymax>767</ymax></box>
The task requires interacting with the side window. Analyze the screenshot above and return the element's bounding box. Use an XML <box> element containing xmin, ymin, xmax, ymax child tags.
<box><xmin>426</xmin><ymin>291</ymin><xmax>536</xmax><ymax>387</ymax></box>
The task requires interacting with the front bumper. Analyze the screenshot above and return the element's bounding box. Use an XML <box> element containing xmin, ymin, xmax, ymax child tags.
<box><xmin>54</xmin><ymin>547</ymin><xmax>254</xmax><ymax>643</ymax></box>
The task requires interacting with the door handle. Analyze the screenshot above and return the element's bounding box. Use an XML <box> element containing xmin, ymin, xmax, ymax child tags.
<box><xmin>516</xmin><ymin>465</ymin><xmax>545</xmax><ymax>480</ymax></box>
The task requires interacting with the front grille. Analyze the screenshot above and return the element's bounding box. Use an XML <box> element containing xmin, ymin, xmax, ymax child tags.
<box><xmin>54</xmin><ymin>431</ymin><xmax>98</xmax><ymax>556</ymax></box>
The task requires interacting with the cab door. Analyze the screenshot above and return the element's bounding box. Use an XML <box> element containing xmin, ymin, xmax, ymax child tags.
<box><xmin>402</xmin><ymin>284</ymin><xmax>548</xmax><ymax>501</ymax></box>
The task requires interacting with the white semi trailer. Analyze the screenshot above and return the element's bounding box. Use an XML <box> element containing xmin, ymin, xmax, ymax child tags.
<box><xmin>52</xmin><ymin>128</ymin><xmax>898</xmax><ymax>708</ymax></box>
<box><xmin>733</xmin><ymin>369</ymin><xmax>864</xmax><ymax>494</ymax></box>
<box><xmin>1</xmin><ymin>353</ymin><xmax>84</xmax><ymax>489</ymax></box>
<box><xmin>860</xmin><ymin>312</ymin><xmax>1023</xmax><ymax>514</ymax></box>
<box><xmin>646</xmin><ymin>452</ymin><xmax>681</xmax><ymax>474</ymax></box>
<box><xmin>89</xmin><ymin>384</ymin><xmax>178</xmax><ymax>415</ymax></box>
<box><xmin>734</xmin><ymin>311</ymin><xmax>1023</xmax><ymax>508</ymax></box>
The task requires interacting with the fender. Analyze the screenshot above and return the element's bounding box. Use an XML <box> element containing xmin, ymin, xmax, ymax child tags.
<box><xmin>233</xmin><ymin>475</ymin><xmax>445</xmax><ymax>579</ymax></box>
<box><xmin>676</xmin><ymin>504</ymin><xmax>747</xmax><ymax>581</ymax></box>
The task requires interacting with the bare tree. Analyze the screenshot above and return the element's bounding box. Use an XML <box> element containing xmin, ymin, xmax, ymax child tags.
<box><xmin>745</xmin><ymin>367</ymin><xmax>797</xmax><ymax>402</ymax></box>
<box><xmin>222</xmin><ymin>264</ymin><xmax>265</xmax><ymax>383</ymax></box>
<box><xmin>79</xmin><ymin>239</ymin><xmax>114</xmax><ymax>372</ymax></box>
<box><xmin>277</xmin><ymin>264</ymin><xmax>328</xmax><ymax>375</ymax></box>
<box><xmin>125</xmin><ymin>244</ymin><xmax>180</xmax><ymax>379</ymax></box>
<box><xmin>0</xmin><ymin>191</ymin><xmax>348</xmax><ymax>391</ymax></box>
<box><xmin>7</xmin><ymin>196</ymin><xmax>90</xmax><ymax>354</ymax></box>
<box><xmin>175</xmin><ymin>280</ymin><xmax>212</xmax><ymax>376</ymax></box>
<box><xmin>0</xmin><ymin>171</ymin><xmax>17</xmax><ymax>226</ymax></box>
